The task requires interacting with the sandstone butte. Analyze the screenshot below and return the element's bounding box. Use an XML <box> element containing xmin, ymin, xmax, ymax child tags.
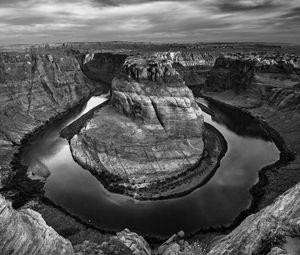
<box><xmin>67</xmin><ymin>56</ymin><xmax>225</xmax><ymax>199</ymax></box>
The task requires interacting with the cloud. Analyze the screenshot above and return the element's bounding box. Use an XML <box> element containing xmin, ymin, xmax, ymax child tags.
<box><xmin>280</xmin><ymin>6</ymin><xmax>300</xmax><ymax>21</ymax></box>
<box><xmin>90</xmin><ymin>0</ymin><xmax>194</xmax><ymax>6</ymax></box>
<box><xmin>0</xmin><ymin>0</ymin><xmax>299</xmax><ymax>45</ymax></box>
<box><xmin>211</xmin><ymin>0</ymin><xmax>286</xmax><ymax>12</ymax></box>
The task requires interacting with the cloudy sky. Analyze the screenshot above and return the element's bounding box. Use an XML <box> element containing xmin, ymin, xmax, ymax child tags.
<box><xmin>0</xmin><ymin>0</ymin><xmax>299</xmax><ymax>45</ymax></box>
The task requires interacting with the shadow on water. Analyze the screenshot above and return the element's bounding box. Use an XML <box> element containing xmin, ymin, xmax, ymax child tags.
<box><xmin>21</xmin><ymin>95</ymin><xmax>280</xmax><ymax>239</ymax></box>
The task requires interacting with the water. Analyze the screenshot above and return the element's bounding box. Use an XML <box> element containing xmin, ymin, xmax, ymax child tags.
<box><xmin>22</xmin><ymin>95</ymin><xmax>280</xmax><ymax>238</ymax></box>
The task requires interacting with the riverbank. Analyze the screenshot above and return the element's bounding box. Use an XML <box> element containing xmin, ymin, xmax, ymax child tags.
<box><xmin>201</xmin><ymin>89</ymin><xmax>299</xmax><ymax>210</ymax></box>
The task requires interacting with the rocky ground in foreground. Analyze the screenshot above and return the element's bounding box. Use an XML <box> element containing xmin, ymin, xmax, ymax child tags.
<box><xmin>0</xmin><ymin>43</ymin><xmax>299</xmax><ymax>254</ymax></box>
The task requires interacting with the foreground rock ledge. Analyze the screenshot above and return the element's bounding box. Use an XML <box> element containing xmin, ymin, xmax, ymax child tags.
<box><xmin>67</xmin><ymin>56</ymin><xmax>224</xmax><ymax>199</ymax></box>
<box><xmin>0</xmin><ymin>195</ymin><xmax>73</xmax><ymax>255</ymax></box>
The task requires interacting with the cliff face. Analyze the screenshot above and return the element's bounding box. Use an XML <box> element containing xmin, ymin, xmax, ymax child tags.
<box><xmin>68</xmin><ymin>56</ymin><xmax>206</xmax><ymax>199</ymax></box>
<box><xmin>0</xmin><ymin>51</ymin><xmax>108</xmax><ymax>254</ymax></box>
<box><xmin>0</xmin><ymin>52</ymin><xmax>105</xmax><ymax>187</ymax></box>
<box><xmin>207</xmin><ymin>183</ymin><xmax>300</xmax><ymax>255</ymax></box>
<box><xmin>204</xmin><ymin>58</ymin><xmax>256</xmax><ymax>92</ymax></box>
<box><xmin>111</xmin><ymin>56</ymin><xmax>204</xmax><ymax>137</ymax></box>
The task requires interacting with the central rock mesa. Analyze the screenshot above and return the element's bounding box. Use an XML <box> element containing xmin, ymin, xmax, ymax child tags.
<box><xmin>69</xmin><ymin>56</ymin><xmax>217</xmax><ymax>199</ymax></box>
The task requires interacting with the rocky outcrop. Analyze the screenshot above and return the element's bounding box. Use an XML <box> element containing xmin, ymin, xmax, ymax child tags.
<box><xmin>74</xmin><ymin>229</ymin><xmax>151</xmax><ymax>255</ymax></box>
<box><xmin>0</xmin><ymin>52</ymin><xmax>106</xmax><ymax>188</ymax></box>
<box><xmin>207</xmin><ymin>183</ymin><xmax>300</xmax><ymax>255</ymax></box>
<box><xmin>0</xmin><ymin>51</ymin><xmax>109</xmax><ymax>254</ymax></box>
<box><xmin>0</xmin><ymin>195</ymin><xmax>74</xmax><ymax>255</ymax></box>
<box><xmin>66</xmin><ymin>56</ymin><xmax>225</xmax><ymax>199</ymax></box>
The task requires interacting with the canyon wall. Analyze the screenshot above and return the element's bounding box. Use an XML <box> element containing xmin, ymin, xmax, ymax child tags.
<box><xmin>0</xmin><ymin>47</ymin><xmax>299</xmax><ymax>255</ymax></box>
<box><xmin>0</xmin><ymin>52</ymin><xmax>106</xmax><ymax>188</ymax></box>
<box><xmin>204</xmin><ymin>58</ymin><xmax>256</xmax><ymax>92</ymax></box>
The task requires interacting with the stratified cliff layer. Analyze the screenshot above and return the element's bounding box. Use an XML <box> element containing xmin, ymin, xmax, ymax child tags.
<box><xmin>67</xmin><ymin>56</ymin><xmax>226</xmax><ymax>199</ymax></box>
<box><xmin>207</xmin><ymin>183</ymin><xmax>300</xmax><ymax>255</ymax></box>
<box><xmin>0</xmin><ymin>53</ymin><xmax>106</xmax><ymax>188</ymax></box>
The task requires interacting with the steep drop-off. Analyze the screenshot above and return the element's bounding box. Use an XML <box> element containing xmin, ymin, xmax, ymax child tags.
<box><xmin>0</xmin><ymin>53</ymin><xmax>106</xmax><ymax>189</ymax></box>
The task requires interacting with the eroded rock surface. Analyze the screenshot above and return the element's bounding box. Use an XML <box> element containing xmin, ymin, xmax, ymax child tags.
<box><xmin>68</xmin><ymin>56</ymin><xmax>216</xmax><ymax>199</ymax></box>
<box><xmin>0</xmin><ymin>195</ymin><xmax>74</xmax><ymax>255</ymax></box>
<box><xmin>207</xmin><ymin>183</ymin><xmax>300</xmax><ymax>255</ymax></box>
<box><xmin>0</xmin><ymin>53</ymin><xmax>106</xmax><ymax>188</ymax></box>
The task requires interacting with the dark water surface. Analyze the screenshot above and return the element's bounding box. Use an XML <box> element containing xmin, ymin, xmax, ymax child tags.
<box><xmin>22</xmin><ymin>95</ymin><xmax>279</xmax><ymax>238</ymax></box>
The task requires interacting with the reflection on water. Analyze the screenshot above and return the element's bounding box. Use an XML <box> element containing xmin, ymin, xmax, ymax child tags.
<box><xmin>22</xmin><ymin>95</ymin><xmax>279</xmax><ymax>238</ymax></box>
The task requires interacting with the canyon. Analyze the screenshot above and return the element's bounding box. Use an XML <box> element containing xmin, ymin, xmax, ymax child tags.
<box><xmin>0</xmin><ymin>42</ymin><xmax>299</xmax><ymax>254</ymax></box>
<box><xmin>63</xmin><ymin>56</ymin><xmax>226</xmax><ymax>200</ymax></box>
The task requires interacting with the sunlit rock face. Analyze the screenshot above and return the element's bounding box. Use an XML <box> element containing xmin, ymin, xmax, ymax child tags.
<box><xmin>69</xmin><ymin>56</ymin><xmax>205</xmax><ymax>199</ymax></box>
<box><xmin>0</xmin><ymin>53</ymin><xmax>105</xmax><ymax>189</ymax></box>
<box><xmin>0</xmin><ymin>195</ymin><xmax>73</xmax><ymax>255</ymax></box>
<box><xmin>111</xmin><ymin>56</ymin><xmax>204</xmax><ymax>137</ymax></box>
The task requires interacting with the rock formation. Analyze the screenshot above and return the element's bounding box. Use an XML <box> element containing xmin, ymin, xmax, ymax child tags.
<box><xmin>0</xmin><ymin>53</ymin><xmax>106</xmax><ymax>188</ymax></box>
<box><xmin>0</xmin><ymin>195</ymin><xmax>74</xmax><ymax>255</ymax></box>
<box><xmin>207</xmin><ymin>183</ymin><xmax>300</xmax><ymax>255</ymax></box>
<box><xmin>0</xmin><ymin>45</ymin><xmax>299</xmax><ymax>254</ymax></box>
<box><xmin>66</xmin><ymin>56</ymin><xmax>226</xmax><ymax>199</ymax></box>
<box><xmin>205</xmin><ymin>58</ymin><xmax>256</xmax><ymax>93</ymax></box>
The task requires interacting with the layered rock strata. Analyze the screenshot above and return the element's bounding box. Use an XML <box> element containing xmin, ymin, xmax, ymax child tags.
<box><xmin>67</xmin><ymin>56</ymin><xmax>225</xmax><ymax>199</ymax></box>
<box><xmin>202</xmin><ymin>57</ymin><xmax>300</xmax><ymax>209</ymax></box>
<box><xmin>0</xmin><ymin>195</ymin><xmax>74</xmax><ymax>255</ymax></box>
<box><xmin>207</xmin><ymin>183</ymin><xmax>300</xmax><ymax>255</ymax></box>
<box><xmin>0</xmin><ymin>53</ymin><xmax>106</xmax><ymax>189</ymax></box>
<box><xmin>0</xmin><ymin>47</ymin><xmax>299</xmax><ymax>254</ymax></box>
